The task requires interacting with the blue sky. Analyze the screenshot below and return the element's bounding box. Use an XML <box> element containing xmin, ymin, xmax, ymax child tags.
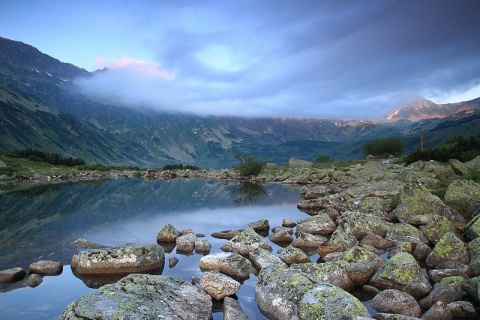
<box><xmin>2</xmin><ymin>0</ymin><xmax>480</xmax><ymax>119</ymax></box>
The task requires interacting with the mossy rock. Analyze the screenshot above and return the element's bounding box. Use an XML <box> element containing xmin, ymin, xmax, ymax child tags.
<box><xmin>420</xmin><ymin>215</ymin><xmax>462</xmax><ymax>245</ymax></box>
<box><xmin>291</xmin><ymin>261</ymin><xmax>354</xmax><ymax>291</ymax></box>
<box><xmin>465</xmin><ymin>214</ymin><xmax>480</xmax><ymax>240</ymax></box>
<box><xmin>418</xmin><ymin>276</ymin><xmax>466</xmax><ymax>309</ymax></box>
<box><xmin>337</xmin><ymin>211</ymin><xmax>393</xmax><ymax>240</ymax></box>
<box><xmin>425</xmin><ymin>232</ymin><xmax>470</xmax><ymax>268</ymax></box>
<box><xmin>444</xmin><ymin>179</ymin><xmax>480</xmax><ymax>214</ymax></box>
<box><xmin>337</xmin><ymin>246</ymin><xmax>384</xmax><ymax>270</ymax></box>
<box><xmin>220</xmin><ymin>227</ymin><xmax>272</xmax><ymax>256</ymax></box>
<box><xmin>386</xmin><ymin>222</ymin><xmax>430</xmax><ymax>245</ymax></box>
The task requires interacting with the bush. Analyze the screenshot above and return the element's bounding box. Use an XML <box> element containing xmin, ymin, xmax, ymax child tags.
<box><xmin>7</xmin><ymin>148</ymin><xmax>86</xmax><ymax>166</ymax></box>
<box><xmin>233</xmin><ymin>153</ymin><xmax>266</xmax><ymax>177</ymax></box>
<box><xmin>162</xmin><ymin>164</ymin><xmax>200</xmax><ymax>171</ymax></box>
<box><xmin>363</xmin><ymin>137</ymin><xmax>404</xmax><ymax>157</ymax></box>
<box><xmin>315</xmin><ymin>154</ymin><xmax>333</xmax><ymax>163</ymax></box>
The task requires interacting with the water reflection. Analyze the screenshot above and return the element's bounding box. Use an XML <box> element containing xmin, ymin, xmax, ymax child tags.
<box><xmin>232</xmin><ymin>182</ymin><xmax>269</xmax><ymax>206</ymax></box>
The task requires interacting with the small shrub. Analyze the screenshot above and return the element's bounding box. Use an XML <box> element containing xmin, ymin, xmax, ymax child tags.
<box><xmin>315</xmin><ymin>154</ymin><xmax>333</xmax><ymax>163</ymax></box>
<box><xmin>162</xmin><ymin>164</ymin><xmax>199</xmax><ymax>171</ymax></box>
<box><xmin>363</xmin><ymin>137</ymin><xmax>404</xmax><ymax>157</ymax></box>
<box><xmin>233</xmin><ymin>153</ymin><xmax>266</xmax><ymax>177</ymax></box>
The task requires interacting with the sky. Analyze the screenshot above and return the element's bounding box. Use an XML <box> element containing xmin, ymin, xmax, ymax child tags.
<box><xmin>2</xmin><ymin>0</ymin><xmax>480</xmax><ymax>119</ymax></box>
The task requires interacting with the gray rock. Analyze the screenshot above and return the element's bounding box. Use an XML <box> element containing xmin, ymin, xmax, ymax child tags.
<box><xmin>279</xmin><ymin>246</ymin><xmax>311</xmax><ymax>265</ymax></box>
<box><xmin>346</xmin><ymin>262</ymin><xmax>377</xmax><ymax>286</ymax></box>
<box><xmin>465</xmin><ymin>214</ymin><xmax>480</xmax><ymax>240</ymax></box>
<box><xmin>220</xmin><ymin>228</ymin><xmax>272</xmax><ymax>256</ymax></box>
<box><xmin>248</xmin><ymin>247</ymin><xmax>288</xmax><ymax>270</ymax></box>
<box><xmin>25</xmin><ymin>274</ymin><xmax>43</xmax><ymax>287</ymax></box>
<box><xmin>421</xmin><ymin>301</ymin><xmax>452</xmax><ymax>320</ymax></box>
<box><xmin>67</xmin><ymin>238</ymin><xmax>108</xmax><ymax>249</ymax></box>
<box><xmin>317</xmin><ymin>228</ymin><xmax>359</xmax><ymax>257</ymax></box>
<box><xmin>282</xmin><ymin>218</ymin><xmax>296</xmax><ymax>227</ymax></box>
<box><xmin>429</xmin><ymin>268</ymin><xmax>467</xmax><ymax>283</ymax></box>
<box><xmin>292</xmin><ymin>232</ymin><xmax>327</xmax><ymax>248</ymax></box>
<box><xmin>292</xmin><ymin>261</ymin><xmax>355</xmax><ymax>291</ymax></box>
<box><xmin>296</xmin><ymin>213</ymin><xmax>336</xmax><ymax>236</ymax></box>
<box><xmin>176</xmin><ymin>233</ymin><xmax>197</xmax><ymax>254</ymax></box>
<box><xmin>337</xmin><ymin>211</ymin><xmax>393</xmax><ymax>240</ymax></box>
<box><xmin>465</xmin><ymin>155</ymin><xmax>480</xmax><ymax>172</ymax></box>
<box><xmin>360</xmin><ymin>233</ymin><xmax>394</xmax><ymax>249</ymax></box>
<box><xmin>412</xmin><ymin>242</ymin><xmax>432</xmax><ymax>261</ymax></box>
<box><xmin>420</xmin><ymin>215</ymin><xmax>462</xmax><ymax>245</ymax></box>
<box><xmin>268</xmin><ymin>230</ymin><xmax>294</xmax><ymax>243</ymax></box>
<box><xmin>300</xmin><ymin>184</ymin><xmax>332</xmax><ymax>199</ymax></box>
<box><xmin>444</xmin><ymin>179</ymin><xmax>480</xmax><ymax>214</ymax></box>
<box><xmin>157</xmin><ymin>223</ymin><xmax>180</xmax><ymax>242</ymax></box>
<box><xmin>0</xmin><ymin>267</ymin><xmax>26</xmax><ymax>283</ymax></box>
<box><xmin>199</xmin><ymin>252</ymin><xmax>254</xmax><ymax>280</ymax></box>
<box><xmin>425</xmin><ymin>232</ymin><xmax>470</xmax><ymax>268</ymax></box>
<box><xmin>346</xmin><ymin>196</ymin><xmax>396</xmax><ymax>222</ymax></box>
<box><xmin>248</xmin><ymin>219</ymin><xmax>270</xmax><ymax>231</ymax></box>
<box><xmin>223</xmin><ymin>297</ymin><xmax>249</xmax><ymax>320</ymax></box>
<box><xmin>419</xmin><ymin>276</ymin><xmax>466</xmax><ymax>309</ymax></box>
<box><xmin>59</xmin><ymin>274</ymin><xmax>212</xmax><ymax>320</ymax></box>
<box><xmin>370</xmin><ymin>289</ymin><xmax>421</xmax><ymax>317</ymax></box>
<box><xmin>211</xmin><ymin>229</ymin><xmax>241</xmax><ymax>240</ymax></box>
<box><xmin>288</xmin><ymin>157</ymin><xmax>312</xmax><ymax>168</ymax></box>
<box><xmin>447</xmin><ymin>301</ymin><xmax>477</xmax><ymax>318</ymax></box>
<box><xmin>470</xmin><ymin>252</ymin><xmax>480</xmax><ymax>276</ymax></box>
<box><xmin>369</xmin><ymin>252</ymin><xmax>432</xmax><ymax>299</ymax></box>
<box><xmin>337</xmin><ymin>246</ymin><xmax>385</xmax><ymax>271</ymax></box>
<box><xmin>449</xmin><ymin>159</ymin><xmax>471</xmax><ymax>176</ymax></box>
<box><xmin>29</xmin><ymin>260</ymin><xmax>63</xmax><ymax>275</ymax></box>
<box><xmin>200</xmin><ymin>271</ymin><xmax>240</xmax><ymax>300</ymax></box>
<box><xmin>386</xmin><ymin>223</ymin><xmax>430</xmax><ymax>245</ymax></box>
<box><xmin>271</xmin><ymin>226</ymin><xmax>293</xmax><ymax>234</ymax></box>
<box><xmin>195</xmin><ymin>239</ymin><xmax>212</xmax><ymax>253</ymax></box>
<box><xmin>71</xmin><ymin>243</ymin><xmax>164</xmax><ymax>276</ymax></box>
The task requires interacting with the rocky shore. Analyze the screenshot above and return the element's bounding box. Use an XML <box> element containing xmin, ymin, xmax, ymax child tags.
<box><xmin>1</xmin><ymin>156</ymin><xmax>480</xmax><ymax>319</ymax></box>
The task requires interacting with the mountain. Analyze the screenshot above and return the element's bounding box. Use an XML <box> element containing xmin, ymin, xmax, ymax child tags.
<box><xmin>385</xmin><ymin>97</ymin><xmax>480</xmax><ymax>122</ymax></box>
<box><xmin>1</xmin><ymin>36</ymin><xmax>480</xmax><ymax>167</ymax></box>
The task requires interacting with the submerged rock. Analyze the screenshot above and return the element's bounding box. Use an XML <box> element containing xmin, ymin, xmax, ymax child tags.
<box><xmin>29</xmin><ymin>260</ymin><xmax>63</xmax><ymax>275</ymax></box>
<box><xmin>0</xmin><ymin>267</ymin><xmax>26</xmax><ymax>283</ymax></box>
<box><xmin>59</xmin><ymin>274</ymin><xmax>212</xmax><ymax>320</ymax></box>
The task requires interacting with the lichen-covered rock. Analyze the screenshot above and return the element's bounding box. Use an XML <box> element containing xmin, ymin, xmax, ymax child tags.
<box><xmin>0</xmin><ymin>267</ymin><xmax>26</xmax><ymax>283</ymax></box>
<box><xmin>337</xmin><ymin>211</ymin><xmax>393</xmax><ymax>240</ymax></box>
<box><xmin>292</xmin><ymin>261</ymin><xmax>355</xmax><ymax>291</ymax></box>
<box><xmin>465</xmin><ymin>155</ymin><xmax>480</xmax><ymax>171</ymax></box>
<box><xmin>370</xmin><ymin>289</ymin><xmax>421</xmax><ymax>317</ymax></box>
<box><xmin>220</xmin><ymin>228</ymin><xmax>272</xmax><ymax>256</ymax></box>
<box><xmin>465</xmin><ymin>214</ymin><xmax>480</xmax><ymax>240</ymax></box>
<box><xmin>412</xmin><ymin>242</ymin><xmax>432</xmax><ymax>261</ymax></box>
<box><xmin>420</xmin><ymin>215</ymin><xmax>462</xmax><ymax>245</ymax></box>
<box><xmin>248</xmin><ymin>247</ymin><xmax>288</xmax><ymax>270</ymax></box>
<box><xmin>345</xmin><ymin>196</ymin><xmax>396</xmax><ymax>222</ymax></box>
<box><xmin>199</xmin><ymin>252</ymin><xmax>254</xmax><ymax>280</ymax></box>
<box><xmin>393</xmin><ymin>181</ymin><xmax>456</xmax><ymax>225</ymax></box>
<box><xmin>29</xmin><ymin>260</ymin><xmax>63</xmax><ymax>275</ymax></box>
<box><xmin>444</xmin><ymin>179</ymin><xmax>480</xmax><ymax>214</ymax></box>
<box><xmin>58</xmin><ymin>274</ymin><xmax>212</xmax><ymax>320</ymax></box>
<box><xmin>269</xmin><ymin>230</ymin><xmax>294</xmax><ymax>243</ymax></box>
<box><xmin>360</xmin><ymin>233</ymin><xmax>394</xmax><ymax>249</ymax></box>
<box><xmin>385</xmin><ymin>223</ymin><xmax>430</xmax><ymax>245</ymax></box>
<box><xmin>317</xmin><ymin>228</ymin><xmax>359</xmax><ymax>256</ymax></box>
<box><xmin>449</xmin><ymin>159</ymin><xmax>471</xmax><ymax>176</ymax></box>
<box><xmin>295</xmin><ymin>213</ymin><xmax>336</xmax><ymax>236</ymax></box>
<box><xmin>337</xmin><ymin>246</ymin><xmax>385</xmax><ymax>271</ymax></box>
<box><xmin>369</xmin><ymin>252</ymin><xmax>432</xmax><ymax>299</ymax></box>
<box><xmin>419</xmin><ymin>276</ymin><xmax>466</xmax><ymax>309</ymax></box>
<box><xmin>292</xmin><ymin>232</ymin><xmax>327</xmax><ymax>248</ymax></box>
<box><xmin>279</xmin><ymin>246</ymin><xmax>311</xmax><ymax>265</ymax></box>
<box><xmin>176</xmin><ymin>233</ymin><xmax>197</xmax><ymax>254</ymax></box>
<box><xmin>429</xmin><ymin>268</ymin><xmax>467</xmax><ymax>283</ymax></box>
<box><xmin>157</xmin><ymin>223</ymin><xmax>180</xmax><ymax>242</ymax></box>
<box><xmin>425</xmin><ymin>232</ymin><xmax>470</xmax><ymax>268</ymax></box>
<box><xmin>71</xmin><ymin>243</ymin><xmax>164</xmax><ymax>276</ymax></box>
<box><xmin>345</xmin><ymin>262</ymin><xmax>377</xmax><ymax>286</ymax></box>
<box><xmin>422</xmin><ymin>301</ymin><xmax>452</xmax><ymax>320</ymax></box>
<box><xmin>255</xmin><ymin>265</ymin><xmax>369</xmax><ymax>320</ymax></box>
<box><xmin>469</xmin><ymin>252</ymin><xmax>480</xmax><ymax>276</ymax></box>
<box><xmin>462</xmin><ymin>276</ymin><xmax>480</xmax><ymax>303</ymax></box>
<box><xmin>25</xmin><ymin>274</ymin><xmax>43</xmax><ymax>287</ymax></box>
<box><xmin>200</xmin><ymin>271</ymin><xmax>240</xmax><ymax>300</ymax></box>
<box><xmin>248</xmin><ymin>219</ymin><xmax>270</xmax><ymax>231</ymax></box>
<box><xmin>447</xmin><ymin>301</ymin><xmax>477</xmax><ymax>318</ymax></box>
<box><xmin>300</xmin><ymin>184</ymin><xmax>332</xmax><ymax>199</ymax></box>
<box><xmin>211</xmin><ymin>229</ymin><xmax>241</xmax><ymax>240</ymax></box>
<box><xmin>223</xmin><ymin>297</ymin><xmax>249</xmax><ymax>320</ymax></box>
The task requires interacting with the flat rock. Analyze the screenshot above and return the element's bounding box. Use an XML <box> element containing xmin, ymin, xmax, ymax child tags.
<box><xmin>29</xmin><ymin>260</ymin><xmax>63</xmax><ymax>275</ymax></box>
<box><xmin>220</xmin><ymin>228</ymin><xmax>272</xmax><ymax>256</ymax></box>
<box><xmin>296</xmin><ymin>213</ymin><xmax>336</xmax><ymax>236</ymax></box>
<box><xmin>292</xmin><ymin>232</ymin><xmax>327</xmax><ymax>248</ymax></box>
<box><xmin>370</xmin><ymin>289</ymin><xmax>421</xmax><ymax>317</ymax></box>
<box><xmin>199</xmin><ymin>252</ymin><xmax>255</xmax><ymax>280</ymax></box>
<box><xmin>0</xmin><ymin>267</ymin><xmax>26</xmax><ymax>283</ymax></box>
<box><xmin>248</xmin><ymin>247</ymin><xmax>288</xmax><ymax>270</ymax></box>
<box><xmin>211</xmin><ymin>229</ymin><xmax>241</xmax><ymax>240</ymax></box>
<box><xmin>200</xmin><ymin>271</ymin><xmax>240</xmax><ymax>300</ymax></box>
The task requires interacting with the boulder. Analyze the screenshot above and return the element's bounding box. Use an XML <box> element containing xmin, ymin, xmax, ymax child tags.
<box><xmin>268</xmin><ymin>230</ymin><xmax>294</xmax><ymax>243</ymax></box>
<box><xmin>465</xmin><ymin>214</ymin><xmax>480</xmax><ymax>240</ymax></box>
<box><xmin>317</xmin><ymin>228</ymin><xmax>359</xmax><ymax>256</ymax></box>
<box><xmin>337</xmin><ymin>211</ymin><xmax>393</xmax><ymax>240</ymax></box>
<box><xmin>195</xmin><ymin>239</ymin><xmax>211</xmax><ymax>253</ymax></box>
<box><xmin>444</xmin><ymin>179</ymin><xmax>480</xmax><ymax>214</ymax></box>
<box><xmin>295</xmin><ymin>213</ymin><xmax>336</xmax><ymax>236</ymax></box>
<box><xmin>429</xmin><ymin>268</ymin><xmax>467</xmax><ymax>283</ymax></box>
<box><xmin>199</xmin><ymin>252</ymin><xmax>254</xmax><ymax>280</ymax></box>
<box><xmin>449</xmin><ymin>159</ymin><xmax>471</xmax><ymax>176</ymax></box>
<box><xmin>176</xmin><ymin>233</ymin><xmax>197</xmax><ymax>254</ymax></box>
<box><xmin>0</xmin><ymin>267</ymin><xmax>26</xmax><ymax>283</ymax></box>
<box><xmin>421</xmin><ymin>301</ymin><xmax>452</xmax><ymax>320</ymax></box>
<box><xmin>370</xmin><ymin>289</ymin><xmax>421</xmax><ymax>317</ymax></box>
<box><xmin>71</xmin><ymin>243</ymin><xmax>164</xmax><ymax>276</ymax></box>
<box><xmin>465</xmin><ymin>155</ymin><xmax>480</xmax><ymax>172</ymax></box>
<box><xmin>29</xmin><ymin>260</ymin><xmax>63</xmax><ymax>275</ymax></box>
<box><xmin>157</xmin><ymin>224</ymin><xmax>180</xmax><ymax>242</ymax></box>
<box><xmin>67</xmin><ymin>238</ymin><xmax>108</xmax><ymax>249</ymax></box>
<box><xmin>412</xmin><ymin>242</ymin><xmax>432</xmax><ymax>261</ymax></box>
<box><xmin>271</xmin><ymin>226</ymin><xmax>293</xmax><ymax>234</ymax></box>
<box><xmin>419</xmin><ymin>276</ymin><xmax>466</xmax><ymax>309</ymax></box>
<box><xmin>200</xmin><ymin>271</ymin><xmax>240</xmax><ymax>300</ymax></box>
<box><xmin>255</xmin><ymin>265</ymin><xmax>370</xmax><ymax>320</ymax></box>
<box><xmin>292</xmin><ymin>232</ymin><xmax>327</xmax><ymax>248</ymax></box>
<box><xmin>223</xmin><ymin>297</ymin><xmax>249</xmax><ymax>320</ymax></box>
<box><xmin>279</xmin><ymin>246</ymin><xmax>311</xmax><ymax>265</ymax></box>
<box><xmin>360</xmin><ymin>233</ymin><xmax>394</xmax><ymax>249</ymax></box>
<box><xmin>447</xmin><ymin>301</ymin><xmax>478</xmax><ymax>318</ymax></box>
<box><xmin>385</xmin><ymin>223</ymin><xmax>430</xmax><ymax>245</ymax></box>
<box><xmin>211</xmin><ymin>229</ymin><xmax>241</xmax><ymax>240</ymax></box>
<box><xmin>168</xmin><ymin>256</ymin><xmax>179</xmax><ymax>268</ymax></box>
<box><xmin>345</xmin><ymin>196</ymin><xmax>396</xmax><ymax>222</ymax></box>
<box><xmin>345</xmin><ymin>262</ymin><xmax>377</xmax><ymax>286</ymax></box>
<box><xmin>282</xmin><ymin>218</ymin><xmax>296</xmax><ymax>227</ymax></box>
<box><xmin>292</xmin><ymin>261</ymin><xmax>355</xmax><ymax>291</ymax></box>
<box><xmin>220</xmin><ymin>228</ymin><xmax>272</xmax><ymax>256</ymax></box>
<box><xmin>420</xmin><ymin>215</ymin><xmax>462</xmax><ymax>245</ymax></box>
<box><xmin>288</xmin><ymin>157</ymin><xmax>312</xmax><ymax>168</ymax></box>
<box><xmin>248</xmin><ymin>219</ymin><xmax>270</xmax><ymax>232</ymax></box>
<box><xmin>425</xmin><ymin>232</ymin><xmax>470</xmax><ymax>268</ymax></box>
<box><xmin>248</xmin><ymin>247</ymin><xmax>288</xmax><ymax>270</ymax></box>
<box><xmin>369</xmin><ymin>252</ymin><xmax>432</xmax><ymax>299</ymax></box>
<box><xmin>25</xmin><ymin>274</ymin><xmax>43</xmax><ymax>287</ymax></box>
<box><xmin>300</xmin><ymin>185</ymin><xmax>332</xmax><ymax>199</ymax></box>
<box><xmin>337</xmin><ymin>246</ymin><xmax>384</xmax><ymax>271</ymax></box>
<box><xmin>59</xmin><ymin>274</ymin><xmax>212</xmax><ymax>320</ymax></box>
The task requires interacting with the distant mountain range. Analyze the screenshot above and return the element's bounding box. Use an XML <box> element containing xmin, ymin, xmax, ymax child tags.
<box><xmin>1</xmin><ymin>36</ymin><xmax>479</xmax><ymax>167</ymax></box>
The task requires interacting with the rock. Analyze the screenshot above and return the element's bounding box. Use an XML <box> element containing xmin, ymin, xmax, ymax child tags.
<box><xmin>295</xmin><ymin>213</ymin><xmax>336</xmax><ymax>236</ymax></box>
<box><xmin>279</xmin><ymin>246</ymin><xmax>311</xmax><ymax>265</ymax></box>
<box><xmin>393</xmin><ymin>181</ymin><xmax>455</xmax><ymax>225</ymax></box>
<box><xmin>447</xmin><ymin>301</ymin><xmax>477</xmax><ymax>318</ymax></box>
<box><xmin>346</xmin><ymin>196</ymin><xmax>396</xmax><ymax>222</ymax></box>
<box><xmin>248</xmin><ymin>219</ymin><xmax>270</xmax><ymax>231</ymax></box>
<box><xmin>465</xmin><ymin>214</ymin><xmax>480</xmax><ymax>240</ymax></box>
<box><xmin>387</xmin><ymin>242</ymin><xmax>415</xmax><ymax>258</ymax></box>
<box><xmin>168</xmin><ymin>256</ymin><xmax>179</xmax><ymax>268</ymax></box>
<box><xmin>268</xmin><ymin>230</ymin><xmax>294</xmax><ymax>243</ymax></box>
<box><xmin>470</xmin><ymin>252</ymin><xmax>480</xmax><ymax>276</ymax></box>
<box><xmin>199</xmin><ymin>252</ymin><xmax>254</xmax><ymax>280</ymax></box>
<box><xmin>422</xmin><ymin>301</ymin><xmax>452</xmax><ymax>320</ymax></box>
<box><xmin>292</xmin><ymin>261</ymin><xmax>355</xmax><ymax>291</ymax></box>
<box><xmin>71</xmin><ymin>243</ymin><xmax>164</xmax><ymax>276</ymax></box>
<box><xmin>337</xmin><ymin>211</ymin><xmax>393</xmax><ymax>240</ymax></box>
<box><xmin>176</xmin><ymin>233</ymin><xmax>197</xmax><ymax>254</ymax></box>
<box><xmin>425</xmin><ymin>232</ymin><xmax>470</xmax><ymax>268</ymax></box>
<box><xmin>288</xmin><ymin>157</ymin><xmax>312</xmax><ymax>168</ymax></box>
<box><xmin>292</xmin><ymin>232</ymin><xmax>327</xmax><ymax>248</ymax></box>
<box><xmin>373</xmin><ymin>313</ymin><xmax>420</xmax><ymax>319</ymax></box>
<box><xmin>67</xmin><ymin>238</ymin><xmax>108</xmax><ymax>249</ymax></box>
<box><xmin>255</xmin><ymin>265</ymin><xmax>370</xmax><ymax>320</ymax></box>
<box><xmin>282</xmin><ymin>218</ymin><xmax>296</xmax><ymax>227</ymax></box>
<box><xmin>271</xmin><ymin>226</ymin><xmax>293</xmax><ymax>234</ymax></box>
<box><xmin>413</xmin><ymin>242</ymin><xmax>432</xmax><ymax>261</ymax></box>
<box><xmin>429</xmin><ymin>268</ymin><xmax>467</xmax><ymax>283</ymax></box>
<box><xmin>360</xmin><ymin>233</ymin><xmax>394</xmax><ymax>249</ymax></box>
<box><xmin>157</xmin><ymin>223</ymin><xmax>180</xmax><ymax>242</ymax></box>
<box><xmin>248</xmin><ymin>247</ymin><xmax>288</xmax><ymax>270</ymax></box>
<box><xmin>418</xmin><ymin>276</ymin><xmax>466</xmax><ymax>309</ymax></box>
<box><xmin>317</xmin><ymin>228</ymin><xmax>359</xmax><ymax>256</ymax></box>
<box><xmin>420</xmin><ymin>215</ymin><xmax>462</xmax><ymax>245</ymax></box>
<box><xmin>300</xmin><ymin>184</ymin><xmax>332</xmax><ymax>199</ymax></box>
<box><xmin>462</xmin><ymin>276</ymin><xmax>480</xmax><ymax>303</ymax></box>
<box><xmin>195</xmin><ymin>239</ymin><xmax>211</xmax><ymax>253</ymax></box>
<box><xmin>468</xmin><ymin>237</ymin><xmax>480</xmax><ymax>258</ymax></box>
<box><xmin>220</xmin><ymin>228</ymin><xmax>272</xmax><ymax>256</ymax></box>
<box><xmin>465</xmin><ymin>155</ymin><xmax>480</xmax><ymax>172</ymax></box>
<box><xmin>25</xmin><ymin>274</ymin><xmax>43</xmax><ymax>287</ymax></box>
<box><xmin>179</xmin><ymin>228</ymin><xmax>194</xmax><ymax>235</ymax></box>
<box><xmin>223</xmin><ymin>297</ymin><xmax>249</xmax><ymax>320</ymax></box>
<box><xmin>369</xmin><ymin>252</ymin><xmax>432</xmax><ymax>299</ymax></box>
<box><xmin>370</xmin><ymin>289</ymin><xmax>421</xmax><ymax>317</ymax></box>
<box><xmin>200</xmin><ymin>271</ymin><xmax>240</xmax><ymax>300</ymax></box>
<box><xmin>346</xmin><ymin>262</ymin><xmax>377</xmax><ymax>286</ymax></box>
<box><xmin>385</xmin><ymin>223</ymin><xmax>430</xmax><ymax>245</ymax></box>
<box><xmin>444</xmin><ymin>179</ymin><xmax>480</xmax><ymax>214</ymax></box>
<box><xmin>59</xmin><ymin>274</ymin><xmax>212</xmax><ymax>320</ymax></box>
<box><xmin>449</xmin><ymin>159</ymin><xmax>471</xmax><ymax>176</ymax></box>
<box><xmin>0</xmin><ymin>267</ymin><xmax>26</xmax><ymax>283</ymax></box>
<box><xmin>29</xmin><ymin>260</ymin><xmax>63</xmax><ymax>275</ymax></box>
<box><xmin>337</xmin><ymin>246</ymin><xmax>385</xmax><ymax>271</ymax></box>
<box><xmin>211</xmin><ymin>229</ymin><xmax>241</xmax><ymax>240</ymax></box>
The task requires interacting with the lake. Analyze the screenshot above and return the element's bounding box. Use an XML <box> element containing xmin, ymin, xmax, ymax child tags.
<box><xmin>0</xmin><ymin>178</ymin><xmax>311</xmax><ymax>319</ymax></box>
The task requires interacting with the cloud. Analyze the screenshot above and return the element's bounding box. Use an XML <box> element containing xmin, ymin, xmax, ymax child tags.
<box><xmin>75</xmin><ymin>0</ymin><xmax>480</xmax><ymax>119</ymax></box>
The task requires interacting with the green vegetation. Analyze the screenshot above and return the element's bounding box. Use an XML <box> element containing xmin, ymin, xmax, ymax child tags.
<box><xmin>162</xmin><ymin>164</ymin><xmax>200</xmax><ymax>171</ymax></box>
<box><xmin>232</xmin><ymin>153</ymin><xmax>266</xmax><ymax>177</ymax></box>
<box><xmin>405</xmin><ymin>133</ymin><xmax>480</xmax><ymax>165</ymax></box>
<box><xmin>7</xmin><ymin>148</ymin><xmax>86</xmax><ymax>166</ymax></box>
<box><xmin>362</xmin><ymin>137</ymin><xmax>404</xmax><ymax>157</ymax></box>
<box><xmin>314</xmin><ymin>154</ymin><xmax>333</xmax><ymax>164</ymax></box>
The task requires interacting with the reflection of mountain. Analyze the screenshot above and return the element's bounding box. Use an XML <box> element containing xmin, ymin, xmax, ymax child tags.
<box><xmin>0</xmin><ymin>179</ymin><xmax>299</xmax><ymax>270</ymax></box>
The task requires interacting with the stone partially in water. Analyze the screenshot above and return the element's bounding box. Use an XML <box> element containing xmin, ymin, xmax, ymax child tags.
<box><xmin>0</xmin><ymin>267</ymin><xmax>26</xmax><ymax>283</ymax></box>
<box><xmin>29</xmin><ymin>260</ymin><xmax>63</xmax><ymax>275</ymax></box>
<box><xmin>199</xmin><ymin>252</ymin><xmax>255</xmax><ymax>280</ymax></box>
<box><xmin>157</xmin><ymin>223</ymin><xmax>180</xmax><ymax>242</ymax></box>
<box><xmin>200</xmin><ymin>271</ymin><xmax>240</xmax><ymax>300</ymax></box>
<box><xmin>59</xmin><ymin>274</ymin><xmax>212</xmax><ymax>320</ymax></box>
<box><xmin>220</xmin><ymin>228</ymin><xmax>272</xmax><ymax>256</ymax></box>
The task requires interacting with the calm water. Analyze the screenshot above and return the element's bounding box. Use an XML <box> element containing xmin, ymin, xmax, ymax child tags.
<box><xmin>0</xmin><ymin>178</ymin><xmax>309</xmax><ymax>319</ymax></box>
